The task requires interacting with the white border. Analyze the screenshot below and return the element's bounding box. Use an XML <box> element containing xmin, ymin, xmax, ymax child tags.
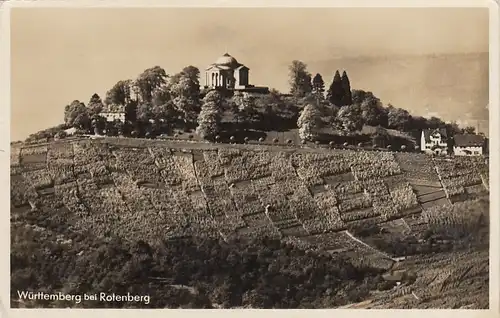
<box><xmin>0</xmin><ymin>1</ymin><xmax>498</xmax><ymax>317</ymax></box>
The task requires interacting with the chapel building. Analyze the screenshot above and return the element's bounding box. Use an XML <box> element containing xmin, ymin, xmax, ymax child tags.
<box><xmin>204</xmin><ymin>53</ymin><xmax>269</xmax><ymax>94</ymax></box>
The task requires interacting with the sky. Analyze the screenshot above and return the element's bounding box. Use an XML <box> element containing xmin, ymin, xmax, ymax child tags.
<box><xmin>10</xmin><ymin>7</ymin><xmax>489</xmax><ymax>141</ymax></box>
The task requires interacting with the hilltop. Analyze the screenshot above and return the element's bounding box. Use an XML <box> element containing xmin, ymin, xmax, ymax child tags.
<box><xmin>10</xmin><ymin>138</ymin><xmax>489</xmax><ymax>308</ymax></box>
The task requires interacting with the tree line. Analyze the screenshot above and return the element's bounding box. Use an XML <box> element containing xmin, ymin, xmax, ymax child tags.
<box><xmin>29</xmin><ymin>60</ymin><xmax>477</xmax><ymax>145</ymax></box>
<box><xmin>289</xmin><ymin>60</ymin><xmax>479</xmax><ymax>144</ymax></box>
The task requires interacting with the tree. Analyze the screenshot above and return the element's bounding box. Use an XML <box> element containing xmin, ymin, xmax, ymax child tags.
<box><xmin>91</xmin><ymin>115</ymin><xmax>107</xmax><ymax>135</ymax></box>
<box><xmin>288</xmin><ymin>60</ymin><xmax>312</xmax><ymax>98</ymax></box>
<box><xmin>326</xmin><ymin>70</ymin><xmax>344</xmax><ymax>107</ymax></box>
<box><xmin>105</xmin><ymin>80</ymin><xmax>132</xmax><ymax>106</ymax></box>
<box><xmin>297</xmin><ymin>104</ymin><xmax>321</xmax><ymax>141</ymax></box>
<box><xmin>87</xmin><ymin>93</ymin><xmax>104</xmax><ymax>116</ymax></box>
<box><xmin>335</xmin><ymin>103</ymin><xmax>363</xmax><ymax>133</ymax></box>
<box><xmin>169</xmin><ymin>68</ymin><xmax>202</xmax><ymax>126</ymax></box>
<box><xmin>340</xmin><ymin>71</ymin><xmax>353</xmax><ymax>106</ymax></box>
<box><xmin>463</xmin><ymin>126</ymin><xmax>476</xmax><ymax>134</ymax></box>
<box><xmin>136</xmin><ymin>102</ymin><xmax>154</xmax><ymax>123</ymax></box>
<box><xmin>73</xmin><ymin>112</ymin><xmax>91</xmax><ymax>131</ymax></box>
<box><xmin>64</xmin><ymin>100</ymin><xmax>91</xmax><ymax>131</ymax></box>
<box><xmin>202</xmin><ymin>89</ymin><xmax>223</xmax><ymax>105</ymax></box>
<box><xmin>351</xmin><ymin>89</ymin><xmax>368</xmax><ymax>105</ymax></box>
<box><xmin>354</xmin><ymin>90</ymin><xmax>388</xmax><ymax>127</ymax></box>
<box><xmin>387</xmin><ymin>105</ymin><xmax>412</xmax><ymax>131</ymax></box>
<box><xmin>445</xmin><ymin>121</ymin><xmax>461</xmax><ymax>136</ymax></box>
<box><xmin>54</xmin><ymin>130</ymin><xmax>67</xmax><ymax>140</ymax></box>
<box><xmin>181</xmin><ymin>65</ymin><xmax>201</xmax><ymax>91</ymax></box>
<box><xmin>426</xmin><ymin>116</ymin><xmax>446</xmax><ymax>129</ymax></box>
<box><xmin>152</xmin><ymin>86</ymin><xmax>171</xmax><ymax>107</ymax></box>
<box><xmin>157</xmin><ymin>104</ymin><xmax>178</xmax><ymax>134</ymax></box>
<box><xmin>409</xmin><ymin>115</ymin><xmax>430</xmax><ymax>132</ymax></box>
<box><xmin>134</xmin><ymin>66</ymin><xmax>168</xmax><ymax>103</ymax></box>
<box><xmin>231</xmin><ymin>92</ymin><xmax>259</xmax><ymax>128</ymax></box>
<box><xmin>312</xmin><ymin>73</ymin><xmax>325</xmax><ymax>100</ymax></box>
<box><xmin>196</xmin><ymin>91</ymin><xmax>223</xmax><ymax>140</ymax></box>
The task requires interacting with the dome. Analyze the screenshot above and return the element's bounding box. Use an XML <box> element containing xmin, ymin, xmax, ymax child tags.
<box><xmin>215</xmin><ymin>53</ymin><xmax>239</xmax><ymax>66</ymax></box>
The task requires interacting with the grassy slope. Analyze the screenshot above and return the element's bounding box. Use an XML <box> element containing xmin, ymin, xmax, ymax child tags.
<box><xmin>10</xmin><ymin>139</ymin><xmax>489</xmax><ymax>308</ymax></box>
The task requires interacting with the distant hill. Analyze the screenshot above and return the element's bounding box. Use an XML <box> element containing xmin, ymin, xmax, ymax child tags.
<box><xmin>302</xmin><ymin>52</ymin><xmax>488</xmax><ymax>133</ymax></box>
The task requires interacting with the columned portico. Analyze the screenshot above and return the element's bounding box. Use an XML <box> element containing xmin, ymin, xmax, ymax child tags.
<box><xmin>205</xmin><ymin>53</ymin><xmax>250</xmax><ymax>90</ymax></box>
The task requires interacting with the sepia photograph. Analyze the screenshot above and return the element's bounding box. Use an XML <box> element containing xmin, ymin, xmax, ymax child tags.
<box><xmin>6</xmin><ymin>3</ymin><xmax>494</xmax><ymax>310</ymax></box>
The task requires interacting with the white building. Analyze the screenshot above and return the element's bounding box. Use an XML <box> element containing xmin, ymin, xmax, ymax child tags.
<box><xmin>420</xmin><ymin>128</ymin><xmax>449</xmax><ymax>155</ymax></box>
<box><xmin>204</xmin><ymin>53</ymin><xmax>269</xmax><ymax>94</ymax></box>
<box><xmin>205</xmin><ymin>53</ymin><xmax>250</xmax><ymax>89</ymax></box>
<box><xmin>453</xmin><ymin>134</ymin><xmax>486</xmax><ymax>156</ymax></box>
<box><xmin>63</xmin><ymin>127</ymin><xmax>77</xmax><ymax>136</ymax></box>
<box><xmin>100</xmin><ymin>104</ymin><xmax>126</xmax><ymax>122</ymax></box>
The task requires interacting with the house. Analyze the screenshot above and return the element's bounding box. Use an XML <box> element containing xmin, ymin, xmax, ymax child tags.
<box><xmin>453</xmin><ymin>134</ymin><xmax>486</xmax><ymax>156</ymax></box>
<box><xmin>420</xmin><ymin>128</ymin><xmax>449</xmax><ymax>155</ymax></box>
<box><xmin>100</xmin><ymin>104</ymin><xmax>126</xmax><ymax>123</ymax></box>
<box><xmin>63</xmin><ymin>127</ymin><xmax>77</xmax><ymax>136</ymax></box>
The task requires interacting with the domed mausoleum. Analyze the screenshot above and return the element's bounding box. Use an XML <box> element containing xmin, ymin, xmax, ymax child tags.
<box><xmin>205</xmin><ymin>53</ymin><xmax>250</xmax><ymax>90</ymax></box>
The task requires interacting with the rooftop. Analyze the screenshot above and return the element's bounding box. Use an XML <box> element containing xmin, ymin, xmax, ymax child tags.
<box><xmin>422</xmin><ymin>128</ymin><xmax>448</xmax><ymax>141</ymax></box>
<box><xmin>453</xmin><ymin>134</ymin><xmax>486</xmax><ymax>147</ymax></box>
<box><xmin>206</xmin><ymin>53</ymin><xmax>245</xmax><ymax>70</ymax></box>
<box><xmin>215</xmin><ymin>53</ymin><xmax>239</xmax><ymax>66</ymax></box>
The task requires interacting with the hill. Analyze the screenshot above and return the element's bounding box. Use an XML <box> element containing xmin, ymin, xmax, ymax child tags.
<box><xmin>10</xmin><ymin>138</ymin><xmax>489</xmax><ymax>308</ymax></box>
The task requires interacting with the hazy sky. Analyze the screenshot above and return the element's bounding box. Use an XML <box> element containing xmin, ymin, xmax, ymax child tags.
<box><xmin>10</xmin><ymin>7</ymin><xmax>489</xmax><ymax>141</ymax></box>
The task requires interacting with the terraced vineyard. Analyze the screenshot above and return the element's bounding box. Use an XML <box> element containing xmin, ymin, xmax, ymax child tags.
<box><xmin>10</xmin><ymin>139</ymin><xmax>489</xmax><ymax>308</ymax></box>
